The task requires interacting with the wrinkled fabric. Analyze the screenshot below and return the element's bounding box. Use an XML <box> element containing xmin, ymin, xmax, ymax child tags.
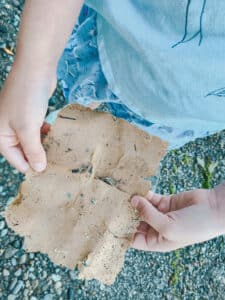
<box><xmin>57</xmin><ymin>3</ymin><xmax>225</xmax><ymax>149</ymax></box>
<box><xmin>57</xmin><ymin>7</ymin><xmax>117</xmax><ymax>105</ymax></box>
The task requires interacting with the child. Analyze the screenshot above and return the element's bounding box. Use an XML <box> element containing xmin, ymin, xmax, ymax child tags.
<box><xmin>0</xmin><ymin>0</ymin><xmax>225</xmax><ymax>252</ymax></box>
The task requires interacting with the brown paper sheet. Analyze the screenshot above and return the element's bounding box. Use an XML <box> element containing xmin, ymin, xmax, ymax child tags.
<box><xmin>5</xmin><ymin>104</ymin><xmax>167</xmax><ymax>284</ymax></box>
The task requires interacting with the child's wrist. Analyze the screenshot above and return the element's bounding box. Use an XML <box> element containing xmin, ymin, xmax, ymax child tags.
<box><xmin>13</xmin><ymin>54</ymin><xmax>57</xmax><ymax>79</ymax></box>
<box><xmin>3</xmin><ymin>60</ymin><xmax>57</xmax><ymax>102</ymax></box>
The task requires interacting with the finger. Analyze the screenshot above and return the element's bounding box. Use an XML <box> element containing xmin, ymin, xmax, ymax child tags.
<box><xmin>131</xmin><ymin>196</ymin><xmax>170</xmax><ymax>233</ymax></box>
<box><xmin>17</xmin><ymin>128</ymin><xmax>46</xmax><ymax>172</ymax></box>
<box><xmin>131</xmin><ymin>227</ymin><xmax>159</xmax><ymax>251</ymax></box>
<box><xmin>169</xmin><ymin>191</ymin><xmax>199</xmax><ymax>211</ymax></box>
<box><xmin>0</xmin><ymin>144</ymin><xmax>29</xmax><ymax>173</ymax></box>
<box><xmin>146</xmin><ymin>191</ymin><xmax>171</xmax><ymax>213</ymax></box>
<box><xmin>136</xmin><ymin>221</ymin><xmax>150</xmax><ymax>234</ymax></box>
<box><xmin>146</xmin><ymin>191</ymin><xmax>162</xmax><ymax>206</ymax></box>
<box><xmin>131</xmin><ymin>230</ymin><xmax>182</xmax><ymax>252</ymax></box>
<box><xmin>41</xmin><ymin>122</ymin><xmax>51</xmax><ymax>135</ymax></box>
<box><xmin>131</xmin><ymin>232</ymin><xmax>150</xmax><ymax>251</ymax></box>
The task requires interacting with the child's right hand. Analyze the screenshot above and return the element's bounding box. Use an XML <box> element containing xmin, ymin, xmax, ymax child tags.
<box><xmin>131</xmin><ymin>187</ymin><xmax>225</xmax><ymax>252</ymax></box>
<box><xmin>0</xmin><ymin>66</ymin><xmax>56</xmax><ymax>173</ymax></box>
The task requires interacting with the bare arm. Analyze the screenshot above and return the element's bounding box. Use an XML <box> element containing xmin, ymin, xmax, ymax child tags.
<box><xmin>15</xmin><ymin>0</ymin><xmax>84</xmax><ymax>73</ymax></box>
<box><xmin>0</xmin><ymin>1</ymin><xmax>84</xmax><ymax>173</ymax></box>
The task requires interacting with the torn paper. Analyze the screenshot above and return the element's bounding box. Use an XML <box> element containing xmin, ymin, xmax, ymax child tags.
<box><xmin>5</xmin><ymin>104</ymin><xmax>167</xmax><ymax>284</ymax></box>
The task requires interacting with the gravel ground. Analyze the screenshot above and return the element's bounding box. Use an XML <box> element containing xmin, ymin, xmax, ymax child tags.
<box><xmin>1</xmin><ymin>1</ymin><xmax>225</xmax><ymax>299</ymax></box>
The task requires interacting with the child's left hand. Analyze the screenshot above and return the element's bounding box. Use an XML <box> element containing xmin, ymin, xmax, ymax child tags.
<box><xmin>131</xmin><ymin>186</ymin><xmax>225</xmax><ymax>252</ymax></box>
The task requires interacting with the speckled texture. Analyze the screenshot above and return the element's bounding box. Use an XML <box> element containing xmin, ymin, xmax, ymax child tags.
<box><xmin>5</xmin><ymin>104</ymin><xmax>166</xmax><ymax>285</ymax></box>
<box><xmin>1</xmin><ymin>1</ymin><xmax>225</xmax><ymax>299</ymax></box>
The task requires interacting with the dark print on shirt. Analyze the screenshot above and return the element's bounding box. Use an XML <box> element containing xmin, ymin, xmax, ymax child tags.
<box><xmin>172</xmin><ymin>0</ymin><xmax>207</xmax><ymax>48</ymax></box>
<box><xmin>206</xmin><ymin>87</ymin><xmax>225</xmax><ymax>98</ymax></box>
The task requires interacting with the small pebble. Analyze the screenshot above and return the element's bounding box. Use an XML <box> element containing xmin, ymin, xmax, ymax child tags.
<box><xmin>52</xmin><ymin>274</ymin><xmax>61</xmax><ymax>282</ymax></box>
<box><xmin>4</xmin><ymin>246</ymin><xmax>17</xmax><ymax>259</ymax></box>
<box><xmin>3</xmin><ymin>269</ymin><xmax>10</xmax><ymax>276</ymax></box>
<box><xmin>7</xmin><ymin>295</ymin><xmax>16</xmax><ymax>300</ymax></box>
<box><xmin>29</xmin><ymin>253</ymin><xmax>35</xmax><ymax>259</ymax></box>
<box><xmin>13</xmin><ymin>280</ymin><xmax>24</xmax><ymax>294</ymax></box>
<box><xmin>0</xmin><ymin>157</ymin><xmax>6</xmax><ymax>163</ymax></box>
<box><xmin>32</xmin><ymin>279</ymin><xmax>39</xmax><ymax>289</ymax></box>
<box><xmin>43</xmin><ymin>294</ymin><xmax>53</xmax><ymax>300</ymax></box>
<box><xmin>23</xmin><ymin>289</ymin><xmax>29</xmax><ymax>297</ymax></box>
<box><xmin>6</xmin><ymin>65</ymin><xmax>11</xmax><ymax>72</ymax></box>
<box><xmin>11</xmin><ymin>258</ymin><xmax>17</xmax><ymax>266</ymax></box>
<box><xmin>1</xmin><ymin>228</ymin><xmax>8</xmax><ymax>237</ymax></box>
<box><xmin>56</xmin><ymin>288</ymin><xmax>62</xmax><ymax>296</ymax></box>
<box><xmin>29</xmin><ymin>272</ymin><xmax>36</xmax><ymax>280</ymax></box>
<box><xmin>55</xmin><ymin>281</ymin><xmax>62</xmax><ymax>289</ymax></box>
<box><xmin>0</xmin><ymin>220</ymin><xmax>5</xmax><ymax>230</ymax></box>
<box><xmin>7</xmin><ymin>197</ymin><xmax>14</xmax><ymax>204</ymax></box>
<box><xmin>23</xmin><ymin>272</ymin><xmax>29</xmax><ymax>280</ymax></box>
<box><xmin>69</xmin><ymin>270</ymin><xmax>77</xmax><ymax>280</ymax></box>
<box><xmin>30</xmin><ymin>297</ymin><xmax>38</xmax><ymax>300</ymax></box>
<box><xmin>12</xmin><ymin>169</ymin><xmax>19</xmax><ymax>174</ymax></box>
<box><xmin>19</xmin><ymin>254</ymin><xmax>27</xmax><ymax>264</ymax></box>
<box><xmin>9</xmin><ymin>278</ymin><xmax>18</xmax><ymax>291</ymax></box>
<box><xmin>13</xmin><ymin>240</ymin><xmax>21</xmax><ymax>248</ymax></box>
<box><xmin>0</xmin><ymin>186</ymin><xmax>3</xmax><ymax>193</ymax></box>
<box><xmin>41</xmin><ymin>270</ymin><xmax>47</xmax><ymax>279</ymax></box>
<box><xmin>15</xmin><ymin>268</ymin><xmax>22</xmax><ymax>277</ymax></box>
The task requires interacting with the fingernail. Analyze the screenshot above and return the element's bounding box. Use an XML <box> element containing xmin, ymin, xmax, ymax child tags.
<box><xmin>33</xmin><ymin>162</ymin><xmax>46</xmax><ymax>172</ymax></box>
<box><xmin>21</xmin><ymin>162</ymin><xmax>29</xmax><ymax>174</ymax></box>
<box><xmin>131</xmin><ymin>196</ymin><xmax>139</xmax><ymax>208</ymax></box>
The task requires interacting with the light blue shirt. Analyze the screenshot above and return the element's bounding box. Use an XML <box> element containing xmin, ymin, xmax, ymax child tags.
<box><xmin>85</xmin><ymin>0</ymin><xmax>225</xmax><ymax>132</ymax></box>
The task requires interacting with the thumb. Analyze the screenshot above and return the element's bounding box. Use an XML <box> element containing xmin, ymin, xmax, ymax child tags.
<box><xmin>17</xmin><ymin>127</ymin><xmax>47</xmax><ymax>172</ymax></box>
<box><xmin>131</xmin><ymin>195</ymin><xmax>170</xmax><ymax>233</ymax></box>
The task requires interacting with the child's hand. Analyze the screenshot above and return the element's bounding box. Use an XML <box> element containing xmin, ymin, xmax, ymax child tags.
<box><xmin>131</xmin><ymin>187</ymin><xmax>225</xmax><ymax>252</ymax></box>
<box><xmin>0</xmin><ymin>67</ymin><xmax>56</xmax><ymax>173</ymax></box>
